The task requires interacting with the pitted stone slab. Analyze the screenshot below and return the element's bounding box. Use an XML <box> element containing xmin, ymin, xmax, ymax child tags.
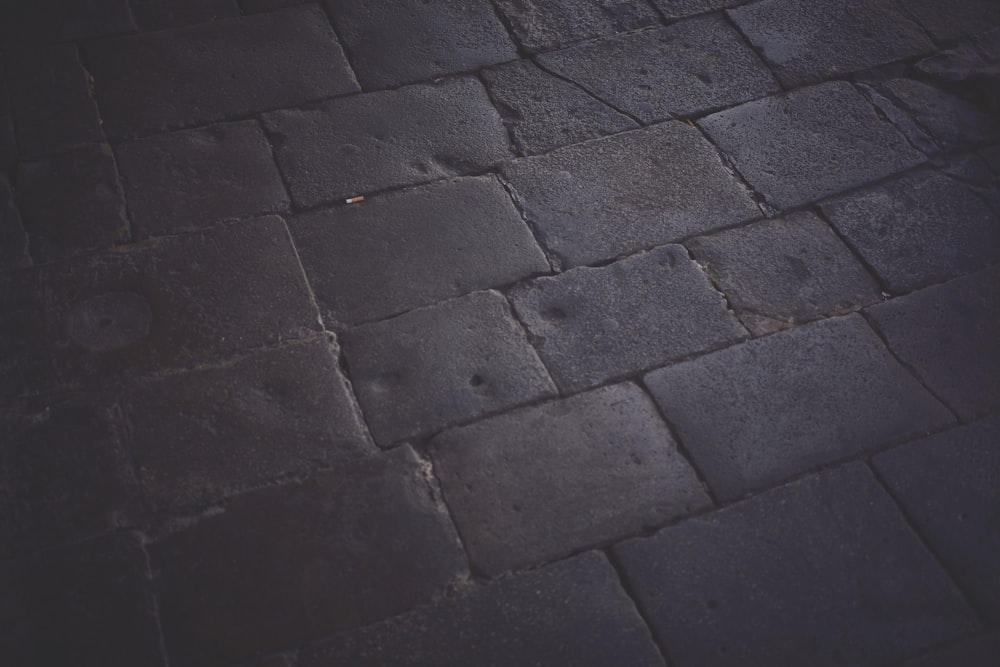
<box><xmin>242</xmin><ymin>0</ymin><xmax>309</xmax><ymax>11</ymax></box>
<box><xmin>700</xmin><ymin>81</ymin><xmax>925</xmax><ymax>209</ymax></box>
<box><xmin>130</xmin><ymin>0</ymin><xmax>239</xmax><ymax>29</ymax></box>
<box><xmin>263</xmin><ymin>77</ymin><xmax>511</xmax><ymax>208</ymax></box>
<box><xmin>880</xmin><ymin>78</ymin><xmax>1000</xmax><ymax>150</ymax></box>
<box><xmin>501</xmin><ymin>123</ymin><xmax>758</xmax><ymax>267</ymax></box>
<box><xmin>613</xmin><ymin>464</ymin><xmax>979</xmax><ymax>666</ymax></box>
<box><xmin>151</xmin><ymin>447</ymin><xmax>466</xmax><ymax>667</ymax></box>
<box><xmin>290</xmin><ymin>177</ymin><xmax>548</xmax><ymax>326</ymax></box>
<box><xmin>867</xmin><ymin>267</ymin><xmax>1000</xmax><ymax>419</ymax></box>
<box><xmin>537</xmin><ymin>17</ymin><xmax>779</xmax><ymax>124</ymax></box>
<box><xmin>301</xmin><ymin>552</ymin><xmax>665</xmax><ymax>667</ymax></box>
<box><xmin>0</xmin><ymin>176</ymin><xmax>30</xmax><ymax>271</ymax></box>
<box><xmin>729</xmin><ymin>0</ymin><xmax>933</xmax><ymax>86</ymax></box>
<box><xmin>431</xmin><ymin>383</ymin><xmax>710</xmax><ymax>575</ymax></box>
<box><xmin>342</xmin><ymin>291</ymin><xmax>555</xmax><ymax>445</ymax></box>
<box><xmin>86</xmin><ymin>6</ymin><xmax>358</xmax><ymax>137</ymax></box>
<box><xmin>510</xmin><ymin>245</ymin><xmax>746</xmax><ymax>392</ymax></box>
<box><xmin>652</xmin><ymin>0</ymin><xmax>744</xmax><ymax>18</ymax></box>
<box><xmin>644</xmin><ymin>315</ymin><xmax>953</xmax><ymax>501</ymax></box>
<box><xmin>0</xmin><ymin>0</ymin><xmax>135</xmax><ymax>43</ymax></box>
<box><xmin>821</xmin><ymin>171</ymin><xmax>1000</xmax><ymax>293</ymax></box>
<box><xmin>903</xmin><ymin>631</ymin><xmax>1000</xmax><ymax>667</ymax></box>
<box><xmin>117</xmin><ymin>120</ymin><xmax>289</xmax><ymax>236</ymax></box>
<box><xmin>324</xmin><ymin>0</ymin><xmax>516</xmax><ymax>88</ymax></box>
<box><xmin>481</xmin><ymin>59</ymin><xmax>638</xmax><ymax>155</ymax></box>
<box><xmin>904</xmin><ymin>0</ymin><xmax>1000</xmax><ymax>41</ymax></box>
<box><xmin>492</xmin><ymin>0</ymin><xmax>660</xmax><ymax>53</ymax></box>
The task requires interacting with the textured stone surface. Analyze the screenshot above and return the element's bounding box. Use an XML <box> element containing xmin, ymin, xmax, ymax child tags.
<box><xmin>290</xmin><ymin>176</ymin><xmax>548</xmax><ymax>326</ymax></box>
<box><xmin>325</xmin><ymin>0</ymin><xmax>516</xmax><ymax>88</ymax></box>
<box><xmin>242</xmin><ymin>0</ymin><xmax>309</xmax><ymax>11</ymax></box>
<box><xmin>342</xmin><ymin>291</ymin><xmax>555</xmax><ymax>445</ymax></box>
<box><xmin>903</xmin><ymin>0</ymin><xmax>1000</xmax><ymax>41</ymax></box>
<box><xmin>644</xmin><ymin>315</ymin><xmax>953</xmax><ymax>501</ymax></box>
<box><xmin>129</xmin><ymin>0</ymin><xmax>240</xmax><ymax>29</ymax></box>
<box><xmin>492</xmin><ymin>0</ymin><xmax>660</xmax><ymax>53</ymax></box>
<box><xmin>502</xmin><ymin>122</ymin><xmax>758</xmax><ymax>267</ymax></box>
<box><xmin>117</xmin><ymin>120</ymin><xmax>289</xmax><ymax>236</ymax></box>
<box><xmin>0</xmin><ymin>0</ymin><xmax>135</xmax><ymax>43</ymax></box>
<box><xmin>652</xmin><ymin>0</ymin><xmax>743</xmax><ymax>18</ymax></box>
<box><xmin>880</xmin><ymin>78</ymin><xmax>1000</xmax><ymax>150</ymax></box>
<box><xmin>0</xmin><ymin>176</ymin><xmax>30</xmax><ymax>271</ymax></box>
<box><xmin>0</xmin><ymin>66</ymin><xmax>14</xmax><ymax>173</ymax></box>
<box><xmin>510</xmin><ymin>245</ymin><xmax>746</xmax><ymax>392</ymax></box>
<box><xmin>263</xmin><ymin>77</ymin><xmax>511</xmax><ymax>207</ymax></box>
<box><xmin>867</xmin><ymin>267</ymin><xmax>1000</xmax><ymax>419</ymax></box>
<box><xmin>301</xmin><ymin>552</ymin><xmax>666</xmax><ymax>667</ymax></box>
<box><xmin>729</xmin><ymin>0</ymin><xmax>933</xmax><ymax>86</ymax></box>
<box><xmin>613</xmin><ymin>464</ymin><xmax>979</xmax><ymax>667</ymax></box>
<box><xmin>700</xmin><ymin>81</ymin><xmax>925</xmax><ymax>209</ymax></box>
<box><xmin>86</xmin><ymin>6</ymin><xmax>358</xmax><ymax>137</ymax></box>
<box><xmin>903</xmin><ymin>631</ymin><xmax>1000</xmax><ymax>667</ymax></box>
<box><xmin>151</xmin><ymin>447</ymin><xmax>466</xmax><ymax>667</ymax></box>
<box><xmin>538</xmin><ymin>17</ymin><xmax>779</xmax><ymax>124</ymax></box>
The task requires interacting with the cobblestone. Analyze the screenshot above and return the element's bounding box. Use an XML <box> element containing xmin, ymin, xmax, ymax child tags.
<box><xmin>878</xmin><ymin>78</ymin><xmax>1000</xmax><ymax>151</ymax></box>
<box><xmin>493</xmin><ymin>0</ymin><xmax>659</xmax><ymax>53</ymax></box>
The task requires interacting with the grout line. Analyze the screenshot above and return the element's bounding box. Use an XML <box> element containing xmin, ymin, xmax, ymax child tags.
<box><xmin>531</xmin><ymin>55</ymin><xmax>646</xmax><ymax>126</ymax></box>
<box><xmin>493</xmin><ymin>170</ymin><xmax>561</xmax><ymax>272</ymax></box>
<box><xmin>604</xmin><ymin>548</ymin><xmax>676</xmax><ymax>667</ymax></box>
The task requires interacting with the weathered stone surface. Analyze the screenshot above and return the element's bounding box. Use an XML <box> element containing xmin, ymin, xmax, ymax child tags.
<box><xmin>880</xmin><ymin>78</ymin><xmax>1000</xmax><ymax>150</ymax></box>
<box><xmin>644</xmin><ymin>315</ymin><xmax>953</xmax><ymax>501</ymax></box>
<box><xmin>263</xmin><ymin>77</ymin><xmax>511</xmax><ymax>208</ymax></box>
<box><xmin>481</xmin><ymin>59</ymin><xmax>638</xmax><ymax>155</ymax></box>
<box><xmin>0</xmin><ymin>0</ymin><xmax>135</xmax><ymax>43</ymax></box>
<box><xmin>342</xmin><ymin>291</ymin><xmax>555</xmax><ymax>445</ymax></box>
<box><xmin>4</xmin><ymin>45</ymin><xmax>103</xmax><ymax>157</ymax></box>
<box><xmin>431</xmin><ymin>383</ymin><xmax>710</xmax><ymax>575</ymax></box>
<box><xmin>903</xmin><ymin>0</ymin><xmax>1000</xmax><ymax>41</ymax></box>
<box><xmin>686</xmin><ymin>212</ymin><xmax>882</xmax><ymax>334</ymax></box>
<box><xmin>866</xmin><ymin>267</ymin><xmax>1000</xmax><ymax>419</ymax></box>
<box><xmin>0</xmin><ymin>65</ymin><xmax>14</xmax><ymax>173</ymax></box>
<box><xmin>700</xmin><ymin>81</ymin><xmax>925</xmax><ymax>209</ymax></box>
<box><xmin>821</xmin><ymin>171</ymin><xmax>1000</xmax><ymax>293</ymax></box>
<box><xmin>0</xmin><ymin>176</ymin><xmax>30</xmax><ymax>271</ymax></box>
<box><xmin>16</xmin><ymin>143</ymin><xmax>129</xmax><ymax>259</ymax></box>
<box><xmin>903</xmin><ymin>631</ymin><xmax>1000</xmax><ymax>667</ymax></box>
<box><xmin>290</xmin><ymin>176</ymin><xmax>548</xmax><ymax>326</ymax></box>
<box><xmin>116</xmin><ymin>120</ymin><xmax>289</xmax><ymax>236</ymax></box>
<box><xmin>301</xmin><ymin>552</ymin><xmax>666</xmax><ymax>667</ymax></box>
<box><xmin>613</xmin><ymin>464</ymin><xmax>979</xmax><ymax>667</ymax></box>
<box><xmin>652</xmin><ymin>0</ymin><xmax>743</xmax><ymax>18</ymax></box>
<box><xmin>537</xmin><ymin>17</ymin><xmax>779</xmax><ymax>124</ymax></box>
<box><xmin>242</xmin><ymin>0</ymin><xmax>309</xmax><ymax>12</ymax></box>
<box><xmin>86</xmin><ymin>6</ymin><xmax>358</xmax><ymax>137</ymax></box>
<box><xmin>492</xmin><ymin>0</ymin><xmax>660</xmax><ymax>53</ymax></box>
<box><xmin>874</xmin><ymin>416</ymin><xmax>1000</xmax><ymax>622</ymax></box>
<box><xmin>129</xmin><ymin>0</ymin><xmax>240</xmax><ymax>30</ymax></box>
<box><xmin>501</xmin><ymin>122</ymin><xmax>759</xmax><ymax>267</ymax></box>
<box><xmin>151</xmin><ymin>447</ymin><xmax>466</xmax><ymax>667</ymax></box>
<box><xmin>729</xmin><ymin>0</ymin><xmax>933</xmax><ymax>86</ymax></box>
<box><xmin>325</xmin><ymin>0</ymin><xmax>516</xmax><ymax>88</ymax></box>
<box><xmin>510</xmin><ymin>245</ymin><xmax>746</xmax><ymax>392</ymax></box>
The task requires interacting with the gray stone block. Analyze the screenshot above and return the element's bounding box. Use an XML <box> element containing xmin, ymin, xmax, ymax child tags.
<box><xmin>510</xmin><ymin>245</ymin><xmax>746</xmax><ymax>392</ymax></box>
<box><xmin>501</xmin><ymin>122</ymin><xmax>759</xmax><ymax>267</ymax></box>
<box><xmin>289</xmin><ymin>176</ymin><xmax>548</xmax><ymax>326</ymax></box>
<box><xmin>0</xmin><ymin>0</ymin><xmax>135</xmax><ymax>43</ymax></box>
<box><xmin>129</xmin><ymin>0</ymin><xmax>239</xmax><ymax>30</ymax></box>
<box><xmin>903</xmin><ymin>0</ymin><xmax>1000</xmax><ymax>41</ymax></box>
<box><xmin>700</xmin><ymin>81</ymin><xmax>925</xmax><ymax>209</ymax></box>
<box><xmin>644</xmin><ymin>314</ymin><xmax>953</xmax><ymax>501</ymax></box>
<box><xmin>0</xmin><ymin>176</ymin><xmax>30</xmax><ymax>271</ymax></box>
<box><xmin>613</xmin><ymin>464</ymin><xmax>979</xmax><ymax>666</ymax></box>
<box><xmin>492</xmin><ymin>0</ymin><xmax>660</xmax><ymax>53</ymax></box>
<box><xmin>903</xmin><ymin>630</ymin><xmax>1000</xmax><ymax>667</ymax></box>
<box><xmin>537</xmin><ymin>17</ymin><xmax>779</xmax><ymax>124</ymax></box>
<box><xmin>881</xmin><ymin>78</ymin><xmax>1000</xmax><ymax>150</ymax></box>
<box><xmin>263</xmin><ymin>77</ymin><xmax>511</xmax><ymax>208</ymax></box>
<box><xmin>342</xmin><ymin>291</ymin><xmax>555</xmax><ymax>445</ymax></box>
<box><xmin>652</xmin><ymin>0</ymin><xmax>743</xmax><ymax>18</ymax></box>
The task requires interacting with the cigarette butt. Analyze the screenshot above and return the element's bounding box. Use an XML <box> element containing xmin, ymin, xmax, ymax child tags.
<box><xmin>345</xmin><ymin>196</ymin><xmax>365</xmax><ymax>204</ymax></box>
<box><xmin>684</xmin><ymin>118</ymin><xmax>694</xmax><ymax>126</ymax></box>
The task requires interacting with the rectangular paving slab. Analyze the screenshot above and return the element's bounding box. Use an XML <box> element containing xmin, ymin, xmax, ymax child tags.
<box><xmin>85</xmin><ymin>5</ymin><xmax>359</xmax><ymax>137</ymax></box>
<box><xmin>501</xmin><ymin>122</ymin><xmax>759</xmax><ymax>267</ymax></box>
<box><xmin>652</xmin><ymin>0</ymin><xmax>743</xmax><ymax>18</ymax></box>
<box><xmin>509</xmin><ymin>244</ymin><xmax>746</xmax><ymax>392</ymax></box>
<box><xmin>643</xmin><ymin>314</ymin><xmax>953</xmax><ymax>501</ymax></box>
<box><xmin>492</xmin><ymin>0</ymin><xmax>660</xmax><ymax>53</ymax></box>
<box><xmin>612</xmin><ymin>464</ymin><xmax>979</xmax><ymax>666</ymax></box>
<box><xmin>431</xmin><ymin>383</ymin><xmax>710</xmax><ymax>576</ymax></box>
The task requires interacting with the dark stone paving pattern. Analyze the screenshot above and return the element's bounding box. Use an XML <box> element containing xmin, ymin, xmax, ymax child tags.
<box><xmin>493</xmin><ymin>0</ymin><xmax>660</xmax><ymax>53</ymax></box>
<box><xmin>130</xmin><ymin>0</ymin><xmax>240</xmax><ymax>30</ymax></box>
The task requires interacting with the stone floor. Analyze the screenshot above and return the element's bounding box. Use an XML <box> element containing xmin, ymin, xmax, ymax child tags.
<box><xmin>1</xmin><ymin>1</ymin><xmax>999</xmax><ymax>665</ymax></box>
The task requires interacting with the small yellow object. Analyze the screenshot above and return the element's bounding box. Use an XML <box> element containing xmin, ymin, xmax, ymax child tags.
<box><xmin>345</xmin><ymin>196</ymin><xmax>365</xmax><ymax>204</ymax></box>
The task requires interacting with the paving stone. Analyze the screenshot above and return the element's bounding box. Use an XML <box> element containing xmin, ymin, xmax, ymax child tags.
<box><xmin>16</xmin><ymin>143</ymin><xmax>129</xmax><ymax>260</ymax></box>
<box><xmin>859</xmin><ymin>83</ymin><xmax>940</xmax><ymax>155</ymax></box>
<box><xmin>510</xmin><ymin>245</ymin><xmax>746</xmax><ymax>392</ymax></box>
<box><xmin>903</xmin><ymin>630</ymin><xmax>1000</xmax><ymax>667</ymax></box>
<box><xmin>644</xmin><ymin>315</ymin><xmax>953</xmax><ymax>501</ymax></box>
<box><xmin>537</xmin><ymin>17</ymin><xmax>779</xmax><ymax>124</ymax></box>
<box><xmin>325</xmin><ymin>0</ymin><xmax>516</xmax><ymax>89</ymax></box>
<box><xmin>903</xmin><ymin>0</ymin><xmax>1000</xmax><ymax>41</ymax></box>
<box><xmin>263</xmin><ymin>77</ymin><xmax>511</xmax><ymax>208</ymax></box>
<box><xmin>652</xmin><ymin>0</ymin><xmax>743</xmax><ymax>18</ymax></box>
<box><xmin>125</xmin><ymin>338</ymin><xmax>371</xmax><ymax>512</ymax></box>
<box><xmin>129</xmin><ymin>0</ymin><xmax>240</xmax><ymax>30</ymax></box>
<box><xmin>938</xmin><ymin>152</ymin><xmax>1000</xmax><ymax>213</ymax></box>
<box><xmin>880</xmin><ymin>78</ymin><xmax>1000</xmax><ymax>150</ymax></box>
<box><xmin>866</xmin><ymin>267</ymin><xmax>1000</xmax><ymax>419</ymax></box>
<box><xmin>151</xmin><ymin>447</ymin><xmax>466</xmax><ymax>667</ymax></box>
<box><xmin>242</xmin><ymin>0</ymin><xmax>309</xmax><ymax>11</ymax></box>
<box><xmin>0</xmin><ymin>176</ymin><xmax>30</xmax><ymax>271</ymax></box>
<box><xmin>874</xmin><ymin>416</ymin><xmax>1000</xmax><ymax>622</ymax></box>
<box><xmin>342</xmin><ymin>291</ymin><xmax>555</xmax><ymax>445</ymax></box>
<box><xmin>820</xmin><ymin>171</ymin><xmax>1000</xmax><ymax>293</ymax></box>
<box><xmin>431</xmin><ymin>383</ymin><xmax>710</xmax><ymax>575</ymax></box>
<box><xmin>481</xmin><ymin>59</ymin><xmax>638</xmax><ymax>155</ymax></box>
<box><xmin>0</xmin><ymin>66</ymin><xmax>14</xmax><ymax>173</ymax></box>
<box><xmin>700</xmin><ymin>81</ymin><xmax>925</xmax><ymax>209</ymax></box>
<box><xmin>0</xmin><ymin>0</ymin><xmax>135</xmax><ymax>43</ymax></box>
<box><xmin>289</xmin><ymin>176</ymin><xmax>548</xmax><ymax>326</ymax></box>
<box><xmin>4</xmin><ymin>45</ymin><xmax>103</xmax><ymax>158</ymax></box>
<box><xmin>728</xmin><ymin>0</ymin><xmax>933</xmax><ymax>87</ymax></box>
<box><xmin>612</xmin><ymin>464</ymin><xmax>979</xmax><ymax>667</ymax></box>
<box><xmin>687</xmin><ymin>212</ymin><xmax>881</xmax><ymax>335</ymax></box>
<box><xmin>501</xmin><ymin>122</ymin><xmax>759</xmax><ymax>268</ymax></box>
<box><xmin>116</xmin><ymin>120</ymin><xmax>289</xmax><ymax>236</ymax></box>
<box><xmin>86</xmin><ymin>6</ymin><xmax>358</xmax><ymax>138</ymax></box>
<box><xmin>301</xmin><ymin>552</ymin><xmax>666</xmax><ymax>667</ymax></box>
<box><xmin>492</xmin><ymin>0</ymin><xmax>660</xmax><ymax>53</ymax></box>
